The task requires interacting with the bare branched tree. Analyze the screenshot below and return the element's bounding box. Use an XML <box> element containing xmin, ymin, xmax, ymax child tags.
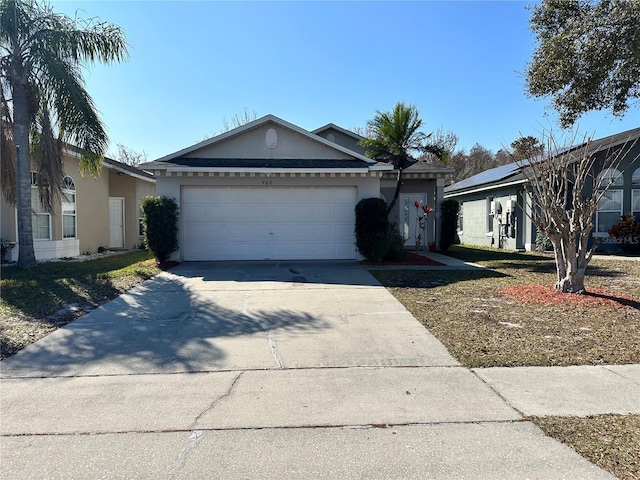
<box><xmin>200</xmin><ymin>108</ymin><xmax>259</xmax><ymax>141</ymax></box>
<box><xmin>115</xmin><ymin>144</ymin><xmax>147</xmax><ymax>167</ymax></box>
<box><xmin>220</xmin><ymin>108</ymin><xmax>258</xmax><ymax>133</ymax></box>
<box><xmin>518</xmin><ymin>132</ymin><xmax>638</xmax><ymax>293</ymax></box>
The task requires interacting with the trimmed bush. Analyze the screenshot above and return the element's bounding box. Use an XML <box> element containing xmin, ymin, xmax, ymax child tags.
<box><xmin>385</xmin><ymin>223</ymin><xmax>407</xmax><ymax>261</ymax></box>
<box><xmin>355</xmin><ymin>197</ymin><xmax>390</xmax><ymax>262</ymax></box>
<box><xmin>141</xmin><ymin>196</ymin><xmax>179</xmax><ymax>264</ymax></box>
<box><xmin>440</xmin><ymin>199</ymin><xmax>460</xmax><ymax>251</ymax></box>
<box><xmin>608</xmin><ymin>213</ymin><xmax>640</xmax><ymax>254</ymax></box>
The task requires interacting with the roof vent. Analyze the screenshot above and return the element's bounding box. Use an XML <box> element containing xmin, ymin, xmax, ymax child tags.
<box><xmin>327</xmin><ymin>133</ymin><xmax>336</xmax><ymax>143</ymax></box>
<box><xmin>266</xmin><ymin>128</ymin><xmax>278</xmax><ymax>149</ymax></box>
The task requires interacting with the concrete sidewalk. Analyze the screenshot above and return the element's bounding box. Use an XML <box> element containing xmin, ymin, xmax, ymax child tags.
<box><xmin>0</xmin><ymin>261</ymin><xmax>625</xmax><ymax>479</ymax></box>
<box><xmin>363</xmin><ymin>250</ymin><xmax>487</xmax><ymax>270</ymax></box>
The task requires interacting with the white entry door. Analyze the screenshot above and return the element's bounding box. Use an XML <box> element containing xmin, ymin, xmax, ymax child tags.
<box><xmin>401</xmin><ymin>194</ymin><xmax>427</xmax><ymax>247</ymax></box>
<box><xmin>109</xmin><ymin>197</ymin><xmax>124</xmax><ymax>248</ymax></box>
<box><xmin>181</xmin><ymin>186</ymin><xmax>357</xmax><ymax>261</ymax></box>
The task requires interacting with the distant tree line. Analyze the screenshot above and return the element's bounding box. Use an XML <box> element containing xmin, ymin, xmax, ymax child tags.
<box><xmin>414</xmin><ymin>130</ymin><xmax>544</xmax><ymax>186</ymax></box>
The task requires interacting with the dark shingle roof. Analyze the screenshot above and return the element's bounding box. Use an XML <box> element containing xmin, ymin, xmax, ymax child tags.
<box><xmin>403</xmin><ymin>160</ymin><xmax>455</xmax><ymax>174</ymax></box>
<box><xmin>103</xmin><ymin>157</ymin><xmax>155</xmax><ymax>180</ymax></box>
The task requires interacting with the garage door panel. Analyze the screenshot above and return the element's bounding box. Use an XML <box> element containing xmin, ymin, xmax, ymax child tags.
<box><xmin>293</xmin><ymin>224</ymin><xmax>313</xmax><ymax>239</ymax></box>
<box><xmin>290</xmin><ymin>189</ymin><xmax>310</xmax><ymax>202</ymax></box>
<box><xmin>272</xmin><ymin>224</ymin><xmax>294</xmax><ymax>238</ymax></box>
<box><xmin>332</xmin><ymin>188</ymin><xmax>355</xmax><ymax>202</ymax></box>
<box><xmin>313</xmin><ymin>189</ymin><xmax>336</xmax><ymax>202</ymax></box>
<box><xmin>228</xmin><ymin>225</ymin><xmax>257</xmax><ymax>240</ymax></box>
<box><xmin>313</xmin><ymin>206</ymin><xmax>332</xmax><ymax>221</ymax></box>
<box><xmin>314</xmin><ymin>224</ymin><xmax>332</xmax><ymax>239</ymax></box>
<box><xmin>314</xmin><ymin>243</ymin><xmax>332</xmax><ymax>257</ymax></box>
<box><xmin>334</xmin><ymin>223</ymin><xmax>355</xmax><ymax>239</ymax></box>
<box><xmin>269</xmin><ymin>204</ymin><xmax>293</xmax><ymax>222</ymax></box>
<box><xmin>292</xmin><ymin>205</ymin><xmax>309</xmax><ymax>221</ymax></box>
<box><xmin>182</xmin><ymin>186</ymin><xmax>356</xmax><ymax>260</ymax></box>
<box><xmin>293</xmin><ymin>243</ymin><xmax>314</xmax><ymax>257</ymax></box>
<box><xmin>183</xmin><ymin>204</ymin><xmax>207</xmax><ymax>222</ymax></box>
<box><xmin>334</xmin><ymin>205</ymin><xmax>354</xmax><ymax>221</ymax></box>
<box><xmin>334</xmin><ymin>242</ymin><xmax>355</xmax><ymax>257</ymax></box>
<box><xmin>225</xmin><ymin>188</ymin><xmax>249</xmax><ymax>202</ymax></box>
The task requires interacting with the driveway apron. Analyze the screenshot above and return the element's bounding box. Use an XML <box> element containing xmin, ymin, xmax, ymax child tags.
<box><xmin>1</xmin><ymin>261</ymin><xmax>613</xmax><ymax>479</ymax></box>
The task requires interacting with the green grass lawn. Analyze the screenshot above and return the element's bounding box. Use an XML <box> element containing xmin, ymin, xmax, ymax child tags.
<box><xmin>0</xmin><ymin>250</ymin><xmax>162</xmax><ymax>359</ymax></box>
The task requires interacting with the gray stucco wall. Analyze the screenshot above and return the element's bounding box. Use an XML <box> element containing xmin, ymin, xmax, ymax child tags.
<box><xmin>187</xmin><ymin>124</ymin><xmax>354</xmax><ymax>160</ymax></box>
<box><xmin>316</xmin><ymin>128</ymin><xmax>367</xmax><ymax>156</ymax></box>
<box><xmin>450</xmin><ymin>185</ymin><xmax>529</xmax><ymax>251</ymax></box>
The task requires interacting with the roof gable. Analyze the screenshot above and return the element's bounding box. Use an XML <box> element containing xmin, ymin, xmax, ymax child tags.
<box><xmin>153</xmin><ymin>115</ymin><xmax>373</xmax><ymax>164</ymax></box>
<box><xmin>312</xmin><ymin>123</ymin><xmax>367</xmax><ymax>156</ymax></box>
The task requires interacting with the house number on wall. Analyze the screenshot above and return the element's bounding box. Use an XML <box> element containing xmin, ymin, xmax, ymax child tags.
<box><xmin>261</xmin><ymin>180</ymin><xmax>273</xmax><ymax>185</ymax></box>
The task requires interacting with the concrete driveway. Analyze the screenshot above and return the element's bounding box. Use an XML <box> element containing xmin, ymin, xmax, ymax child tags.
<box><xmin>1</xmin><ymin>261</ymin><xmax>613</xmax><ymax>479</ymax></box>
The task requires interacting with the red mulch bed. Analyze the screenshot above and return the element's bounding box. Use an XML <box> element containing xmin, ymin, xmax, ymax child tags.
<box><xmin>360</xmin><ymin>252</ymin><xmax>445</xmax><ymax>266</ymax></box>
<box><xmin>501</xmin><ymin>284</ymin><xmax>637</xmax><ymax>309</ymax></box>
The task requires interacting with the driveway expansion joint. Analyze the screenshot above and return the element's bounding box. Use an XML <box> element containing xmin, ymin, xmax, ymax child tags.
<box><xmin>0</xmin><ymin>419</ymin><xmax>528</xmax><ymax>438</ymax></box>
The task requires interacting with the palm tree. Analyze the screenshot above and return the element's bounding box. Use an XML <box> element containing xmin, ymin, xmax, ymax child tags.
<box><xmin>359</xmin><ymin>102</ymin><xmax>447</xmax><ymax>215</ymax></box>
<box><xmin>0</xmin><ymin>0</ymin><xmax>127</xmax><ymax>268</ymax></box>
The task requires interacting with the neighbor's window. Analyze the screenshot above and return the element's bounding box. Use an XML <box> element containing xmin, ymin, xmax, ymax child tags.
<box><xmin>61</xmin><ymin>176</ymin><xmax>76</xmax><ymax>239</ymax></box>
<box><xmin>632</xmin><ymin>168</ymin><xmax>640</xmax><ymax>221</ymax></box>
<box><xmin>596</xmin><ymin>168</ymin><xmax>623</xmax><ymax>234</ymax></box>
<box><xmin>458</xmin><ymin>203</ymin><xmax>464</xmax><ymax>233</ymax></box>
<box><xmin>30</xmin><ymin>172</ymin><xmax>50</xmax><ymax>240</ymax></box>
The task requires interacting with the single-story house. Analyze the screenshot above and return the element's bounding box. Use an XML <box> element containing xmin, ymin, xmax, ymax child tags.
<box><xmin>142</xmin><ymin>114</ymin><xmax>452</xmax><ymax>261</ymax></box>
<box><xmin>444</xmin><ymin>127</ymin><xmax>640</xmax><ymax>252</ymax></box>
<box><xmin>1</xmin><ymin>148</ymin><xmax>156</xmax><ymax>262</ymax></box>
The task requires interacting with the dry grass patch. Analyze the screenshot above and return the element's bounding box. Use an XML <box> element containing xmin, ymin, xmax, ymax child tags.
<box><xmin>373</xmin><ymin>249</ymin><xmax>640</xmax><ymax>479</ymax></box>
<box><xmin>372</xmin><ymin>254</ymin><xmax>640</xmax><ymax>368</ymax></box>
<box><xmin>530</xmin><ymin>414</ymin><xmax>640</xmax><ymax>480</ymax></box>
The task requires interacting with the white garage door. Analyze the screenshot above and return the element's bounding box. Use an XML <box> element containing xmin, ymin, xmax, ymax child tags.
<box><xmin>182</xmin><ymin>186</ymin><xmax>357</xmax><ymax>260</ymax></box>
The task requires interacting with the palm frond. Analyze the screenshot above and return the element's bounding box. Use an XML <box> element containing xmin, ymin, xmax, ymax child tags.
<box><xmin>359</xmin><ymin>102</ymin><xmax>431</xmax><ymax>167</ymax></box>
<box><xmin>30</xmin><ymin>32</ymin><xmax>107</xmax><ymax>176</ymax></box>
<box><xmin>31</xmin><ymin>106</ymin><xmax>63</xmax><ymax>213</ymax></box>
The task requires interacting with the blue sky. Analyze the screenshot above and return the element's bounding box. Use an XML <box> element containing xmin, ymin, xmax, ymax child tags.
<box><xmin>49</xmin><ymin>0</ymin><xmax>639</xmax><ymax>161</ymax></box>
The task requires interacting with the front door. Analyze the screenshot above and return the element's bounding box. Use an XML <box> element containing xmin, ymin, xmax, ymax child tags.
<box><xmin>401</xmin><ymin>194</ymin><xmax>427</xmax><ymax>247</ymax></box>
<box><xmin>109</xmin><ymin>197</ymin><xmax>124</xmax><ymax>248</ymax></box>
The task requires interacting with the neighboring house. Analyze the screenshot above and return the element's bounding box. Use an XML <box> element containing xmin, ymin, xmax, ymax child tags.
<box><xmin>444</xmin><ymin>127</ymin><xmax>640</xmax><ymax>252</ymax></box>
<box><xmin>0</xmin><ymin>148</ymin><xmax>156</xmax><ymax>262</ymax></box>
<box><xmin>142</xmin><ymin>114</ymin><xmax>452</xmax><ymax>261</ymax></box>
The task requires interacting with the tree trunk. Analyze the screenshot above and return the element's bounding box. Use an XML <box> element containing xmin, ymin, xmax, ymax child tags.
<box><xmin>386</xmin><ymin>168</ymin><xmax>404</xmax><ymax>216</ymax></box>
<box><xmin>557</xmin><ymin>266</ymin><xmax>587</xmax><ymax>293</ymax></box>
<box><xmin>13</xmin><ymin>81</ymin><xmax>37</xmax><ymax>268</ymax></box>
<box><xmin>556</xmin><ymin>236</ymin><xmax>586</xmax><ymax>293</ymax></box>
